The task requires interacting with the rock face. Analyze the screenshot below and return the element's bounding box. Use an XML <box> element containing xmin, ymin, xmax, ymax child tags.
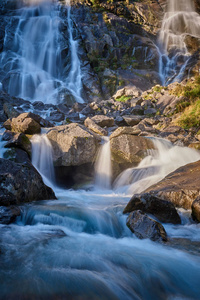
<box><xmin>110</xmin><ymin>133</ymin><xmax>154</xmax><ymax>178</ymax></box>
<box><xmin>127</xmin><ymin>210</ymin><xmax>168</xmax><ymax>242</ymax></box>
<box><xmin>47</xmin><ymin>123</ymin><xmax>100</xmax><ymax>167</ymax></box>
<box><xmin>192</xmin><ymin>196</ymin><xmax>200</xmax><ymax>222</ymax></box>
<box><xmin>0</xmin><ymin>158</ymin><xmax>56</xmax><ymax>206</ymax></box>
<box><xmin>124</xmin><ymin>193</ymin><xmax>181</xmax><ymax>224</ymax></box>
<box><xmin>145</xmin><ymin>160</ymin><xmax>200</xmax><ymax>209</ymax></box>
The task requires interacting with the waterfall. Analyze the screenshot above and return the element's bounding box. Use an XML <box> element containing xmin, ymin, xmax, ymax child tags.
<box><xmin>114</xmin><ymin>138</ymin><xmax>200</xmax><ymax>195</ymax></box>
<box><xmin>0</xmin><ymin>0</ymin><xmax>83</xmax><ymax>104</ymax></box>
<box><xmin>0</xmin><ymin>128</ymin><xmax>6</xmax><ymax>159</ymax></box>
<box><xmin>95</xmin><ymin>137</ymin><xmax>112</xmax><ymax>190</ymax></box>
<box><xmin>65</xmin><ymin>0</ymin><xmax>84</xmax><ymax>104</ymax></box>
<box><xmin>31</xmin><ymin>134</ymin><xmax>55</xmax><ymax>187</ymax></box>
<box><xmin>158</xmin><ymin>0</ymin><xmax>200</xmax><ymax>85</ymax></box>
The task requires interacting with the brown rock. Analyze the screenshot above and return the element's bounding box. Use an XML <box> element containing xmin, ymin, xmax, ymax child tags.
<box><xmin>11</xmin><ymin>113</ymin><xmax>41</xmax><ymax>134</ymax></box>
<box><xmin>145</xmin><ymin>160</ymin><xmax>200</xmax><ymax>209</ymax></box>
<box><xmin>91</xmin><ymin>115</ymin><xmax>114</xmax><ymax>127</ymax></box>
<box><xmin>84</xmin><ymin>117</ymin><xmax>108</xmax><ymax>136</ymax></box>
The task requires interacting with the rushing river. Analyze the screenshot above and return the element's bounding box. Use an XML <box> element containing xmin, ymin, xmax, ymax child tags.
<box><xmin>0</xmin><ymin>189</ymin><xmax>200</xmax><ymax>299</ymax></box>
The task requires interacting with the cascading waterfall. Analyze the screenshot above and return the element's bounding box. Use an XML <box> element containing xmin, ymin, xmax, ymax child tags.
<box><xmin>114</xmin><ymin>138</ymin><xmax>200</xmax><ymax>195</ymax></box>
<box><xmin>158</xmin><ymin>0</ymin><xmax>200</xmax><ymax>85</ymax></box>
<box><xmin>31</xmin><ymin>134</ymin><xmax>55</xmax><ymax>187</ymax></box>
<box><xmin>95</xmin><ymin>136</ymin><xmax>112</xmax><ymax>189</ymax></box>
<box><xmin>65</xmin><ymin>0</ymin><xmax>83</xmax><ymax>103</ymax></box>
<box><xmin>0</xmin><ymin>0</ymin><xmax>83</xmax><ymax>104</ymax></box>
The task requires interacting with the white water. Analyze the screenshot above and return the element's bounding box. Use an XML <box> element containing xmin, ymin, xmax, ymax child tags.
<box><xmin>31</xmin><ymin>134</ymin><xmax>55</xmax><ymax>188</ymax></box>
<box><xmin>0</xmin><ymin>128</ymin><xmax>6</xmax><ymax>158</ymax></box>
<box><xmin>158</xmin><ymin>0</ymin><xmax>200</xmax><ymax>85</ymax></box>
<box><xmin>114</xmin><ymin>138</ymin><xmax>200</xmax><ymax>195</ymax></box>
<box><xmin>1</xmin><ymin>135</ymin><xmax>200</xmax><ymax>298</ymax></box>
<box><xmin>95</xmin><ymin>136</ymin><xmax>112</xmax><ymax>189</ymax></box>
<box><xmin>0</xmin><ymin>0</ymin><xmax>83</xmax><ymax>104</ymax></box>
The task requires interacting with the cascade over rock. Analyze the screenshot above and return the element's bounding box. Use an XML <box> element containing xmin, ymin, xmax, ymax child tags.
<box><xmin>110</xmin><ymin>133</ymin><xmax>154</xmax><ymax>179</ymax></box>
<box><xmin>145</xmin><ymin>160</ymin><xmax>200</xmax><ymax>209</ymax></box>
<box><xmin>0</xmin><ymin>158</ymin><xmax>56</xmax><ymax>206</ymax></box>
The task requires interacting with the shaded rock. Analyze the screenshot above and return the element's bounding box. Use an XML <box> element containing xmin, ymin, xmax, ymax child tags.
<box><xmin>3</xmin><ymin>131</ymin><xmax>31</xmax><ymax>156</ymax></box>
<box><xmin>122</xmin><ymin>115</ymin><xmax>143</xmax><ymax>126</ymax></box>
<box><xmin>144</xmin><ymin>108</ymin><xmax>157</xmax><ymax>115</ymax></box>
<box><xmin>47</xmin><ymin>123</ymin><xmax>100</xmax><ymax>167</ymax></box>
<box><xmin>3</xmin><ymin>102</ymin><xmax>19</xmax><ymax>118</ymax></box>
<box><xmin>0</xmin><ymin>206</ymin><xmax>21</xmax><ymax>224</ymax></box>
<box><xmin>124</xmin><ymin>193</ymin><xmax>181</xmax><ymax>224</ymax></box>
<box><xmin>127</xmin><ymin>210</ymin><xmax>168</xmax><ymax>242</ymax></box>
<box><xmin>145</xmin><ymin>160</ymin><xmax>200</xmax><ymax>209</ymax></box>
<box><xmin>160</xmin><ymin>126</ymin><xmax>186</xmax><ymax>138</ymax></box>
<box><xmin>84</xmin><ymin>117</ymin><xmax>107</xmax><ymax>136</ymax></box>
<box><xmin>0</xmin><ymin>158</ymin><xmax>56</xmax><ymax>206</ymax></box>
<box><xmin>91</xmin><ymin>115</ymin><xmax>114</xmax><ymax>127</ymax></box>
<box><xmin>3</xmin><ymin>148</ymin><xmax>30</xmax><ymax>164</ymax></box>
<box><xmin>3</xmin><ymin>118</ymin><xmax>12</xmax><ymax>130</ymax></box>
<box><xmin>192</xmin><ymin>196</ymin><xmax>200</xmax><ymax>222</ymax></box>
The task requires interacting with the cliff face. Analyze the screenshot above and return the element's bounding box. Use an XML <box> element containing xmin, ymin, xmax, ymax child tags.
<box><xmin>70</xmin><ymin>0</ymin><xmax>166</xmax><ymax>99</ymax></box>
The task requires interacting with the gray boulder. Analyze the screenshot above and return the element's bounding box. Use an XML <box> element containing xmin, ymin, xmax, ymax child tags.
<box><xmin>124</xmin><ymin>193</ymin><xmax>181</xmax><ymax>224</ymax></box>
<box><xmin>47</xmin><ymin>123</ymin><xmax>100</xmax><ymax>167</ymax></box>
<box><xmin>127</xmin><ymin>210</ymin><xmax>168</xmax><ymax>242</ymax></box>
<box><xmin>0</xmin><ymin>158</ymin><xmax>56</xmax><ymax>206</ymax></box>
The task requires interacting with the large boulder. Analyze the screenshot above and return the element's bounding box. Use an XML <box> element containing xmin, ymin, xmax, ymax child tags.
<box><xmin>145</xmin><ymin>160</ymin><xmax>200</xmax><ymax>209</ymax></box>
<box><xmin>4</xmin><ymin>112</ymin><xmax>53</xmax><ymax>135</ymax></box>
<box><xmin>127</xmin><ymin>210</ymin><xmax>168</xmax><ymax>242</ymax></box>
<box><xmin>0</xmin><ymin>158</ymin><xmax>56</xmax><ymax>206</ymax></box>
<box><xmin>110</xmin><ymin>133</ymin><xmax>154</xmax><ymax>178</ymax></box>
<box><xmin>47</xmin><ymin>123</ymin><xmax>100</xmax><ymax>167</ymax></box>
<box><xmin>124</xmin><ymin>193</ymin><xmax>181</xmax><ymax>224</ymax></box>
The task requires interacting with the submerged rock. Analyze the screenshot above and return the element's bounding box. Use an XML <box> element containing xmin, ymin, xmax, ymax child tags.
<box><xmin>0</xmin><ymin>158</ymin><xmax>56</xmax><ymax>206</ymax></box>
<box><xmin>145</xmin><ymin>160</ymin><xmax>200</xmax><ymax>209</ymax></box>
<box><xmin>0</xmin><ymin>206</ymin><xmax>21</xmax><ymax>224</ymax></box>
<box><xmin>127</xmin><ymin>210</ymin><xmax>168</xmax><ymax>242</ymax></box>
<box><xmin>124</xmin><ymin>193</ymin><xmax>181</xmax><ymax>224</ymax></box>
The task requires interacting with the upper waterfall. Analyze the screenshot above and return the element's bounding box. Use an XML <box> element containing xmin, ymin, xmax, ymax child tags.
<box><xmin>0</xmin><ymin>0</ymin><xmax>83</xmax><ymax>104</ymax></box>
<box><xmin>158</xmin><ymin>0</ymin><xmax>200</xmax><ymax>85</ymax></box>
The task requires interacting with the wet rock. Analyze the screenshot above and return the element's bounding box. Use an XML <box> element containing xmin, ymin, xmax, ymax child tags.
<box><xmin>192</xmin><ymin>196</ymin><xmax>200</xmax><ymax>222</ymax></box>
<box><xmin>91</xmin><ymin>115</ymin><xmax>114</xmax><ymax>128</ymax></box>
<box><xmin>124</xmin><ymin>193</ymin><xmax>181</xmax><ymax>224</ymax></box>
<box><xmin>3</xmin><ymin>130</ymin><xmax>31</xmax><ymax>156</ymax></box>
<box><xmin>3</xmin><ymin>102</ymin><xmax>20</xmax><ymax>118</ymax></box>
<box><xmin>0</xmin><ymin>206</ymin><xmax>21</xmax><ymax>224</ymax></box>
<box><xmin>122</xmin><ymin>115</ymin><xmax>144</xmax><ymax>126</ymax></box>
<box><xmin>47</xmin><ymin>123</ymin><xmax>100</xmax><ymax>167</ymax></box>
<box><xmin>145</xmin><ymin>160</ymin><xmax>200</xmax><ymax>209</ymax></box>
<box><xmin>127</xmin><ymin>210</ymin><xmax>168</xmax><ymax>242</ymax></box>
<box><xmin>0</xmin><ymin>158</ymin><xmax>56</xmax><ymax>206</ymax></box>
<box><xmin>3</xmin><ymin>148</ymin><xmax>30</xmax><ymax>164</ymax></box>
<box><xmin>84</xmin><ymin>117</ymin><xmax>108</xmax><ymax>136</ymax></box>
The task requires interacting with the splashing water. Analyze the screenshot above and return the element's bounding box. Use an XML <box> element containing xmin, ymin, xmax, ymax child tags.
<box><xmin>0</xmin><ymin>0</ymin><xmax>83</xmax><ymax>104</ymax></box>
<box><xmin>31</xmin><ymin>134</ymin><xmax>55</xmax><ymax>187</ymax></box>
<box><xmin>114</xmin><ymin>138</ymin><xmax>200</xmax><ymax>195</ymax></box>
<box><xmin>95</xmin><ymin>136</ymin><xmax>112</xmax><ymax>189</ymax></box>
<box><xmin>158</xmin><ymin>0</ymin><xmax>200</xmax><ymax>85</ymax></box>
